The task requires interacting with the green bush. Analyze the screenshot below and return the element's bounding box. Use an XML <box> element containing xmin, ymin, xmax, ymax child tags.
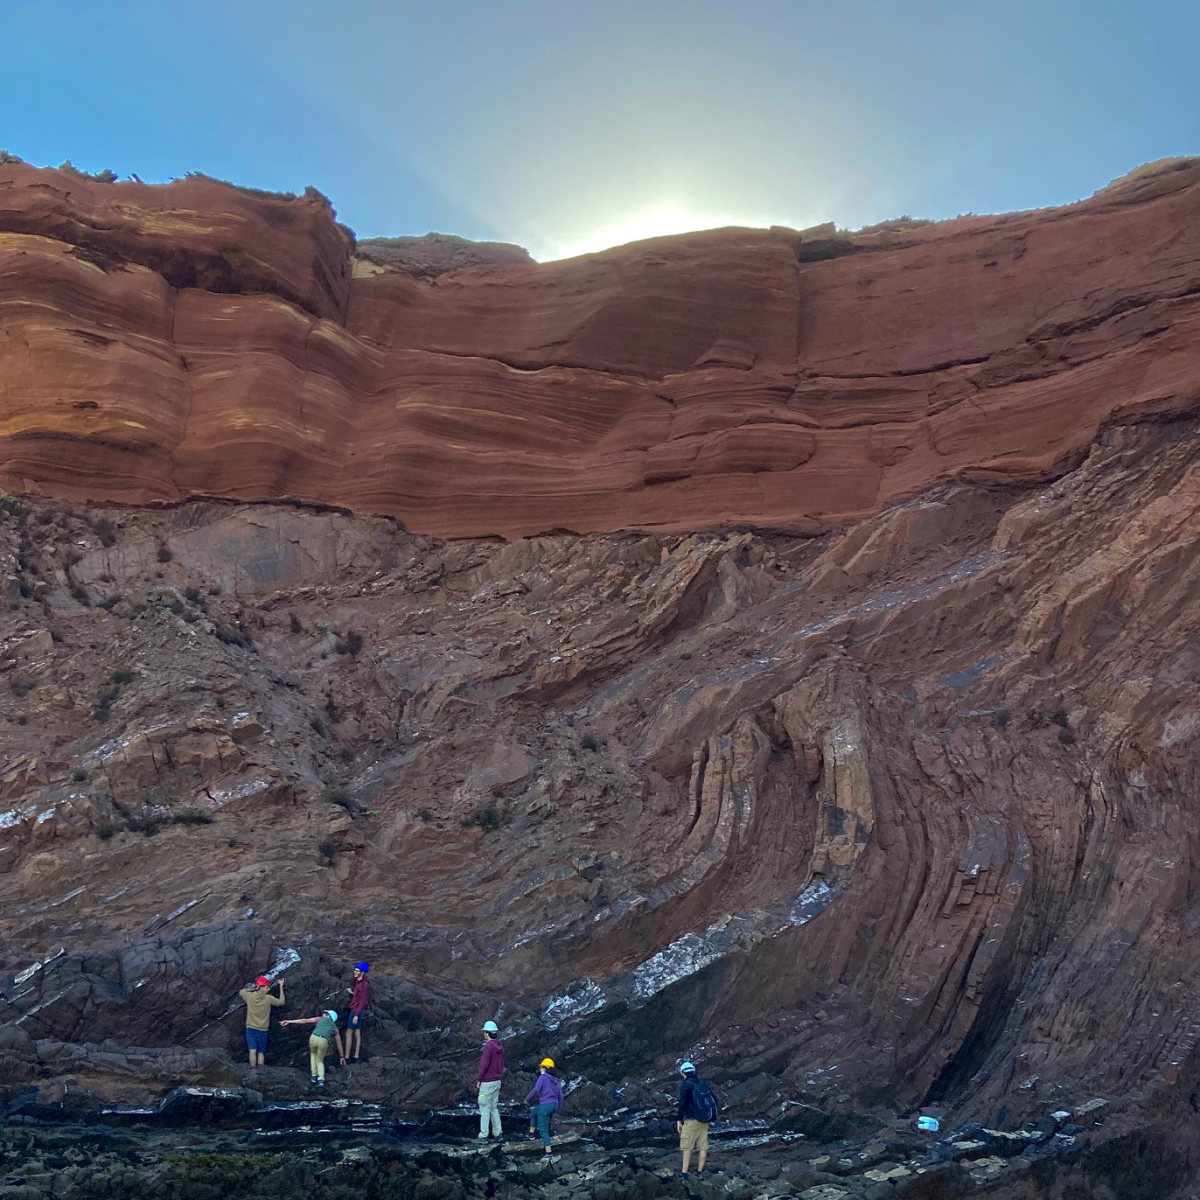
<box><xmin>335</xmin><ymin>630</ymin><xmax>364</xmax><ymax>656</ymax></box>
<box><xmin>91</xmin><ymin>517</ymin><xmax>117</xmax><ymax>547</ymax></box>
<box><xmin>462</xmin><ymin>806</ymin><xmax>501</xmax><ymax>832</ymax></box>
<box><xmin>214</xmin><ymin>621</ymin><xmax>254</xmax><ymax>650</ymax></box>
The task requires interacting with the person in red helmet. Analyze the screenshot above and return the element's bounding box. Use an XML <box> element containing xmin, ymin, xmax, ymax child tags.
<box><xmin>344</xmin><ymin>961</ymin><xmax>372</xmax><ymax>1063</ymax></box>
<box><xmin>238</xmin><ymin>975</ymin><xmax>284</xmax><ymax>1067</ymax></box>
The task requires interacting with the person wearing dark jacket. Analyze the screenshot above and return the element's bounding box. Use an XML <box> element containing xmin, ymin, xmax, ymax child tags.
<box><xmin>345</xmin><ymin>961</ymin><xmax>371</xmax><ymax>1063</ymax></box>
<box><xmin>676</xmin><ymin>1062</ymin><xmax>709</xmax><ymax>1175</ymax></box>
<box><xmin>476</xmin><ymin>1021</ymin><xmax>504</xmax><ymax>1140</ymax></box>
<box><xmin>524</xmin><ymin>1057</ymin><xmax>563</xmax><ymax>1156</ymax></box>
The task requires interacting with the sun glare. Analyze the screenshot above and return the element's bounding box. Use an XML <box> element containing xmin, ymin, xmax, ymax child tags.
<box><xmin>545</xmin><ymin>204</ymin><xmax>739</xmax><ymax>261</ymax></box>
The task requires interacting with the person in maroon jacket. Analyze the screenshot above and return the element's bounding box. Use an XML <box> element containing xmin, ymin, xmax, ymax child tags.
<box><xmin>476</xmin><ymin>1020</ymin><xmax>504</xmax><ymax>1140</ymax></box>
<box><xmin>344</xmin><ymin>961</ymin><xmax>372</xmax><ymax>1063</ymax></box>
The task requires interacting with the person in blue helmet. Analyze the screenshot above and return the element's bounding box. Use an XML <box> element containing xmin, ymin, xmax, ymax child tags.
<box><xmin>345</xmin><ymin>961</ymin><xmax>372</xmax><ymax>1063</ymax></box>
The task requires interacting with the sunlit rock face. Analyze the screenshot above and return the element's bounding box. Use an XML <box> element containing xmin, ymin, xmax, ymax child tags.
<box><xmin>2</xmin><ymin>158</ymin><xmax>1198</xmax><ymax>537</ymax></box>
<box><xmin>1</xmin><ymin>159</ymin><xmax>1200</xmax><ymax>1173</ymax></box>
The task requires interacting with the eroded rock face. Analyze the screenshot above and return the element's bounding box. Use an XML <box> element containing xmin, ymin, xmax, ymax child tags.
<box><xmin>2</xmin><ymin>160</ymin><xmax>1200</xmax><ymax>1187</ymax></box>
<box><xmin>0</xmin><ymin>412</ymin><xmax>1198</xmax><ymax>1150</ymax></box>
<box><xmin>1</xmin><ymin>158</ymin><xmax>1198</xmax><ymax>536</ymax></box>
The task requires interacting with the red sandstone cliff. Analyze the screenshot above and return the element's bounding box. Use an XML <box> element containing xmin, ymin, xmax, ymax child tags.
<box><xmin>1</xmin><ymin>158</ymin><xmax>1198</xmax><ymax>537</ymax></box>
<box><xmin>2</xmin><ymin>159</ymin><xmax>1200</xmax><ymax>1195</ymax></box>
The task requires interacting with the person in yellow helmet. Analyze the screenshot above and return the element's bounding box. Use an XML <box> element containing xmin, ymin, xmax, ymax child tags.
<box><xmin>524</xmin><ymin>1057</ymin><xmax>563</xmax><ymax>1156</ymax></box>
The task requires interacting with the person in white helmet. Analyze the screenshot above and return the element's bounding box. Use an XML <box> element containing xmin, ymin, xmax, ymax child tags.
<box><xmin>677</xmin><ymin>1061</ymin><xmax>718</xmax><ymax>1175</ymax></box>
<box><xmin>282</xmin><ymin>1009</ymin><xmax>344</xmax><ymax>1087</ymax></box>
<box><xmin>476</xmin><ymin>1020</ymin><xmax>505</xmax><ymax>1140</ymax></box>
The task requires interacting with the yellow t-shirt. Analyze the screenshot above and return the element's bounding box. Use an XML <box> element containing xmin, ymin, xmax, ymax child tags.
<box><xmin>240</xmin><ymin>988</ymin><xmax>283</xmax><ymax>1030</ymax></box>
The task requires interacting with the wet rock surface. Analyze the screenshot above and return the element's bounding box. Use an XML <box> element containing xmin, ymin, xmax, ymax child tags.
<box><xmin>2</xmin><ymin>1090</ymin><xmax>1198</xmax><ymax>1199</ymax></box>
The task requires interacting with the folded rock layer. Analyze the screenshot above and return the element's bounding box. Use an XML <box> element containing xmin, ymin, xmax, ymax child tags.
<box><xmin>2</xmin><ymin>159</ymin><xmax>1199</xmax><ymax>537</ymax></box>
<box><xmin>2</xmin><ymin>411</ymin><xmax>1200</xmax><ymax>1148</ymax></box>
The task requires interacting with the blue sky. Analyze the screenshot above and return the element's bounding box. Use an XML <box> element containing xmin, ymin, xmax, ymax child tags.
<box><xmin>5</xmin><ymin>1</ymin><xmax>1197</xmax><ymax>259</ymax></box>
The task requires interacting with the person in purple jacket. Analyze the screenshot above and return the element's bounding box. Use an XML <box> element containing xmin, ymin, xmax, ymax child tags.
<box><xmin>524</xmin><ymin>1057</ymin><xmax>563</xmax><ymax>1157</ymax></box>
<box><xmin>476</xmin><ymin>1020</ymin><xmax>505</xmax><ymax>1140</ymax></box>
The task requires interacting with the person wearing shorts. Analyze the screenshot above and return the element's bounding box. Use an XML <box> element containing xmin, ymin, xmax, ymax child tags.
<box><xmin>238</xmin><ymin>975</ymin><xmax>284</xmax><ymax>1067</ymax></box>
<box><xmin>677</xmin><ymin>1062</ymin><xmax>710</xmax><ymax>1175</ymax></box>
<box><xmin>345</xmin><ymin>961</ymin><xmax>372</xmax><ymax>1063</ymax></box>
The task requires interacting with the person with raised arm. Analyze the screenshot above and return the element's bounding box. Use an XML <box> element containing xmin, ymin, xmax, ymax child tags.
<box><xmin>238</xmin><ymin>975</ymin><xmax>284</xmax><ymax>1067</ymax></box>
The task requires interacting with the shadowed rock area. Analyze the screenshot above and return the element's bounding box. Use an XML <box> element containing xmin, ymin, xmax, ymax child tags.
<box><xmin>2</xmin><ymin>158</ymin><xmax>1200</xmax><ymax>1197</ymax></box>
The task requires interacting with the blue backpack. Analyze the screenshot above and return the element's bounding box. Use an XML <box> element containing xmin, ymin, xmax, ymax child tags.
<box><xmin>692</xmin><ymin>1079</ymin><xmax>719</xmax><ymax>1122</ymax></box>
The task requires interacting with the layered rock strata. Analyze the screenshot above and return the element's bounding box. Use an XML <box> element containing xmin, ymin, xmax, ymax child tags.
<box><xmin>1</xmin><ymin>414</ymin><xmax>1199</xmax><ymax>1153</ymax></box>
<box><xmin>1</xmin><ymin>159</ymin><xmax>1198</xmax><ymax>537</ymax></box>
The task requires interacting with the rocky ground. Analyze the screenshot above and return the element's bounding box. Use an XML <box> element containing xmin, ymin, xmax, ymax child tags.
<box><xmin>3</xmin><ymin>414</ymin><xmax>1200</xmax><ymax>1196</ymax></box>
<box><xmin>2</xmin><ymin>1083</ymin><xmax>1197</xmax><ymax>1199</ymax></box>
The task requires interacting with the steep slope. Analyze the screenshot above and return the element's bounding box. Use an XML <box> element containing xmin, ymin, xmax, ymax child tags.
<box><xmin>1</xmin><ymin>414</ymin><xmax>1199</xmax><ymax>1155</ymax></box>
<box><xmin>4</xmin><ymin>158</ymin><xmax>1200</xmax><ymax>1196</ymax></box>
<box><xmin>1</xmin><ymin>159</ymin><xmax>1198</xmax><ymax>537</ymax></box>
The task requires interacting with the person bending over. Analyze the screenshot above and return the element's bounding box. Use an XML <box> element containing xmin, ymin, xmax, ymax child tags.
<box><xmin>282</xmin><ymin>1009</ymin><xmax>344</xmax><ymax>1087</ymax></box>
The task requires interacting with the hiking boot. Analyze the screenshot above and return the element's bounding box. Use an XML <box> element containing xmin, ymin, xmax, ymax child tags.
<box><xmin>310</xmin><ymin>1075</ymin><xmax>318</xmax><ymax>1085</ymax></box>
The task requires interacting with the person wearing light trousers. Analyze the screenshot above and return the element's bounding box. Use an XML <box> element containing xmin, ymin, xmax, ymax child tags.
<box><xmin>476</xmin><ymin>1020</ymin><xmax>504</xmax><ymax>1140</ymax></box>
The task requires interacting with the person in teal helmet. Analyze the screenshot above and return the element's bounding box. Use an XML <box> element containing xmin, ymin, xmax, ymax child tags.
<box><xmin>282</xmin><ymin>1009</ymin><xmax>345</xmax><ymax>1087</ymax></box>
<box><xmin>476</xmin><ymin>1020</ymin><xmax>504</xmax><ymax>1140</ymax></box>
